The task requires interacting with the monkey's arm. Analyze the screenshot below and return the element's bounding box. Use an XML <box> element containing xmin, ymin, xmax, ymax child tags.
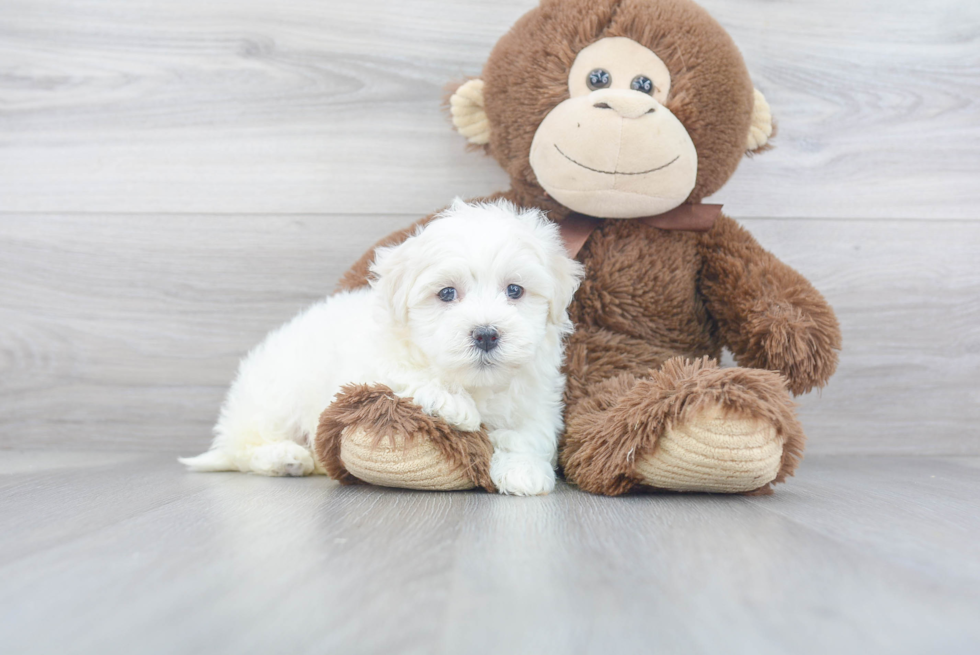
<box><xmin>697</xmin><ymin>214</ymin><xmax>841</xmax><ymax>395</ymax></box>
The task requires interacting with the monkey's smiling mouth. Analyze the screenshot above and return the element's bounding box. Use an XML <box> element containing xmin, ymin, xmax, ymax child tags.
<box><xmin>554</xmin><ymin>144</ymin><xmax>679</xmax><ymax>176</ymax></box>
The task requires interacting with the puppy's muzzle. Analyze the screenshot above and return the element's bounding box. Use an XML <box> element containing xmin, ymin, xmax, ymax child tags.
<box><xmin>471</xmin><ymin>326</ymin><xmax>499</xmax><ymax>353</ymax></box>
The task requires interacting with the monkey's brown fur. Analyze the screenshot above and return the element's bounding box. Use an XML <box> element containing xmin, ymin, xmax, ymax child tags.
<box><xmin>317</xmin><ymin>0</ymin><xmax>841</xmax><ymax>495</ymax></box>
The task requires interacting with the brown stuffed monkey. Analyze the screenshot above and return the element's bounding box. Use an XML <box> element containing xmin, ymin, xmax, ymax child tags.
<box><xmin>314</xmin><ymin>0</ymin><xmax>841</xmax><ymax>496</ymax></box>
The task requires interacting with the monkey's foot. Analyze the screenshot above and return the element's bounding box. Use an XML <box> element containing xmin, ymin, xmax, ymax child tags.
<box><xmin>635</xmin><ymin>405</ymin><xmax>784</xmax><ymax>493</ymax></box>
<box><xmin>561</xmin><ymin>358</ymin><xmax>806</xmax><ymax>495</ymax></box>
<box><xmin>634</xmin><ymin>360</ymin><xmax>805</xmax><ymax>495</ymax></box>
<box><xmin>314</xmin><ymin>384</ymin><xmax>496</xmax><ymax>492</ymax></box>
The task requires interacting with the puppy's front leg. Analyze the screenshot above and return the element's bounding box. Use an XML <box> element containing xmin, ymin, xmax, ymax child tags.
<box><xmin>488</xmin><ymin>420</ymin><xmax>558</xmax><ymax>496</ymax></box>
<box><xmin>400</xmin><ymin>381</ymin><xmax>481</xmax><ymax>432</ymax></box>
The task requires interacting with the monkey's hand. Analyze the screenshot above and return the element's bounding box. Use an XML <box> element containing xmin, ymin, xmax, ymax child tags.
<box><xmin>699</xmin><ymin>215</ymin><xmax>841</xmax><ymax>396</ymax></box>
<box><xmin>737</xmin><ymin>298</ymin><xmax>840</xmax><ymax>395</ymax></box>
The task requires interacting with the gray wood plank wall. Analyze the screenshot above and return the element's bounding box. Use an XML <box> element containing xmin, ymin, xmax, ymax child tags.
<box><xmin>2</xmin><ymin>0</ymin><xmax>978</xmax><ymax>455</ymax></box>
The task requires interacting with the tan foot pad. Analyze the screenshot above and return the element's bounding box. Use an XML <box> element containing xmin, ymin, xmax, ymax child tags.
<box><xmin>635</xmin><ymin>407</ymin><xmax>783</xmax><ymax>493</ymax></box>
<box><xmin>340</xmin><ymin>427</ymin><xmax>476</xmax><ymax>491</ymax></box>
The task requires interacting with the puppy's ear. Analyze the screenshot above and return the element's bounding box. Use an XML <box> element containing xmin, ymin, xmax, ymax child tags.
<box><xmin>515</xmin><ymin>207</ymin><xmax>584</xmax><ymax>327</ymax></box>
<box><xmin>448</xmin><ymin>196</ymin><xmax>469</xmax><ymax>214</ymax></box>
<box><xmin>546</xmin><ymin>247</ymin><xmax>584</xmax><ymax>327</ymax></box>
<box><xmin>369</xmin><ymin>239</ymin><xmax>419</xmax><ymax>325</ymax></box>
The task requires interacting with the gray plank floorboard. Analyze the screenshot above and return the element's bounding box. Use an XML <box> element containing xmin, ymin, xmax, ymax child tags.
<box><xmin>1</xmin><ymin>452</ymin><xmax>978</xmax><ymax>654</ymax></box>
<box><xmin>2</xmin><ymin>214</ymin><xmax>978</xmax><ymax>455</ymax></box>
<box><xmin>1</xmin><ymin>0</ymin><xmax>977</xmax><ymax>218</ymax></box>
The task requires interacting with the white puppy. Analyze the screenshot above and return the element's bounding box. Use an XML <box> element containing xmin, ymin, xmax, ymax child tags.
<box><xmin>180</xmin><ymin>199</ymin><xmax>583</xmax><ymax>496</ymax></box>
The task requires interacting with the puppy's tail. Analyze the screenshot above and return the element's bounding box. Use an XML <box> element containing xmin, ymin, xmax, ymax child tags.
<box><xmin>179</xmin><ymin>449</ymin><xmax>235</xmax><ymax>472</ymax></box>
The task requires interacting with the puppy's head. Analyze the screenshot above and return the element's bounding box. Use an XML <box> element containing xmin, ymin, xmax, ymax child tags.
<box><xmin>370</xmin><ymin>198</ymin><xmax>583</xmax><ymax>387</ymax></box>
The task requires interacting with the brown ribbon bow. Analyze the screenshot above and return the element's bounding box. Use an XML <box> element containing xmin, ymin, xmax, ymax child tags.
<box><xmin>559</xmin><ymin>203</ymin><xmax>723</xmax><ymax>258</ymax></box>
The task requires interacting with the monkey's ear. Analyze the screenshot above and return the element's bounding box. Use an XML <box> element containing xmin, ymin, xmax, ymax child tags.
<box><xmin>450</xmin><ymin>79</ymin><xmax>491</xmax><ymax>145</ymax></box>
<box><xmin>746</xmin><ymin>88</ymin><xmax>774</xmax><ymax>153</ymax></box>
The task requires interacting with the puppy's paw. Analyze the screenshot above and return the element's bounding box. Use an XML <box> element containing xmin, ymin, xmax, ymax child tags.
<box><xmin>411</xmin><ymin>384</ymin><xmax>481</xmax><ymax>431</ymax></box>
<box><xmin>248</xmin><ymin>441</ymin><xmax>315</xmax><ymax>477</ymax></box>
<box><xmin>490</xmin><ymin>452</ymin><xmax>556</xmax><ymax>496</ymax></box>
<box><xmin>441</xmin><ymin>397</ymin><xmax>482</xmax><ymax>432</ymax></box>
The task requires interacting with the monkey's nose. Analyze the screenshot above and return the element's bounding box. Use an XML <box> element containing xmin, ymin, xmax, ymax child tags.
<box><xmin>590</xmin><ymin>90</ymin><xmax>657</xmax><ymax>119</ymax></box>
<box><xmin>471</xmin><ymin>326</ymin><xmax>499</xmax><ymax>352</ymax></box>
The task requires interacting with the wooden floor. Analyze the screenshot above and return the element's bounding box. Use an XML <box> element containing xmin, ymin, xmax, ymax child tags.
<box><xmin>2</xmin><ymin>451</ymin><xmax>979</xmax><ymax>654</ymax></box>
<box><xmin>3</xmin><ymin>0</ymin><xmax>980</xmax><ymax>651</ymax></box>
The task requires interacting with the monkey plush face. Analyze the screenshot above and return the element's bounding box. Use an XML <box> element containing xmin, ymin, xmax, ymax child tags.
<box><xmin>528</xmin><ymin>36</ymin><xmax>698</xmax><ymax>218</ymax></box>
<box><xmin>448</xmin><ymin>0</ymin><xmax>774</xmax><ymax>220</ymax></box>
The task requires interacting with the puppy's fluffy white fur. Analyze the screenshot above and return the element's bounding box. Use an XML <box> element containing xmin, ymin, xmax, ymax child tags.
<box><xmin>180</xmin><ymin>199</ymin><xmax>583</xmax><ymax>496</ymax></box>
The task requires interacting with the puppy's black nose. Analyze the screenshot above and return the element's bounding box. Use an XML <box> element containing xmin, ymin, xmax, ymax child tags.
<box><xmin>471</xmin><ymin>326</ymin><xmax>499</xmax><ymax>352</ymax></box>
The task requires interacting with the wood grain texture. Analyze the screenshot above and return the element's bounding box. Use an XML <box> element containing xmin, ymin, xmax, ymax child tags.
<box><xmin>1</xmin><ymin>0</ymin><xmax>978</xmax><ymax>218</ymax></box>
<box><xmin>748</xmin><ymin>218</ymin><xmax>980</xmax><ymax>456</ymax></box>
<box><xmin>1</xmin><ymin>214</ymin><xmax>977</xmax><ymax>455</ymax></box>
<box><xmin>1</xmin><ymin>452</ymin><xmax>979</xmax><ymax>654</ymax></box>
<box><xmin>0</xmin><ymin>213</ymin><xmax>411</xmax><ymax>451</ymax></box>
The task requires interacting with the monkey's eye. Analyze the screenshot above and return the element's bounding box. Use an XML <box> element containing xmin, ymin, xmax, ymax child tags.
<box><xmin>506</xmin><ymin>284</ymin><xmax>524</xmax><ymax>300</ymax></box>
<box><xmin>587</xmin><ymin>69</ymin><xmax>611</xmax><ymax>90</ymax></box>
<box><xmin>438</xmin><ymin>287</ymin><xmax>457</xmax><ymax>302</ymax></box>
<box><xmin>630</xmin><ymin>75</ymin><xmax>655</xmax><ymax>95</ymax></box>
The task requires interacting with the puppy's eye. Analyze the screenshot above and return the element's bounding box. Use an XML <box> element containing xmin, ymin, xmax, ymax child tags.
<box><xmin>587</xmin><ymin>69</ymin><xmax>611</xmax><ymax>90</ymax></box>
<box><xmin>506</xmin><ymin>284</ymin><xmax>524</xmax><ymax>300</ymax></box>
<box><xmin>438</xmin><ymin>287</ymin><xmax>457</xmax><ymax>302</ymax></box>
<box><xmin>630</xmin><ymin>75</ymin><xmax>655</xmax><ymax>95</ymax></box>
